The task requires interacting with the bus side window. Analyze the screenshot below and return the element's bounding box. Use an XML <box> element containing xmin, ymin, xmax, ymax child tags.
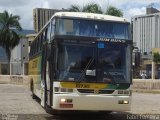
<box><xmin>37</xmin><ymin>38</ymin><xmax>39</xmax><ymax>53</ymax></box>
<box><xmin>33</xmin><ymin>41</ymin><xmax>36</xmax><ymax>55</ymax></box>
<box><xmin>44</xmin><ymin>28</ymin><xmax>48</xmax><ymax>42</ymax></box>
<box><xmin>32</xmin><ymin>41</ymin><xmax>34</xmax><ymax>56</ymax></box>
<box><xmin>40</xmin><ymin>34</ymin><xmax>43</xmax><ymax>51</ymax></box>
<box><xmin>31</xmin><ymin>42</ymin><xmax>34</xmax><ymax>56</ymax></box>
<box><xmin>29</xmin><ymin>43</ymin><xmax>33</xmax><ymax>57</ymax></box>
<box><xmin>51</xmin><ymin>19</ymin><xmax>55</xmax><ymax>40</ymax></box>
<box><xmin>35</xmin><ymin>39</ymin><xmax>38</xmax><ymax>54</ymax></box>
<box><xmin>38</xmin><ymin>36</ymin><xmax>42</xmax><ymax>52</ymax></box>
<box><xmin>46</xmin><ymin>23</ymin><xmax>51</xmax><ymax>43</ymax></box>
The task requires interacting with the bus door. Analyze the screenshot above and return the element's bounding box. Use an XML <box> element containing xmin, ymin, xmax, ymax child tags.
<box><xmin>42</xmin><ymin>43</ymin><xmax>53</xmax><ymax>107</ymax></box>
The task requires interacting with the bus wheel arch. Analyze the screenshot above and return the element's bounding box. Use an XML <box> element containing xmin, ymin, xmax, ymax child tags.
<box><xmin>30</xmin><ymin>79</ymin><xmax>34</xmax><ymax>92</ymax></box>
<box><xmin>30</xmin><ymin>79</ymin><xmax>36</xmax><ymax>99</ymax></box>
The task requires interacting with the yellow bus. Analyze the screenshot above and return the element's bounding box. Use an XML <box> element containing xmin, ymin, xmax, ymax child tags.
<box><xmin>29</xmin><ymin>12</ymin><xmax>132</xmax><ymax>113</ymax></box>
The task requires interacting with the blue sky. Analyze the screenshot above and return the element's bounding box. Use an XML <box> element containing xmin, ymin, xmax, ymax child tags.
<box><xmin>0</xmin><ymin>0</ymin><xmax>160</xmax><ymax>30</ymax></box>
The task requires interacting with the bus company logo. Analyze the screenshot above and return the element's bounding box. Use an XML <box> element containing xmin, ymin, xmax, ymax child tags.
<box><xmin>97</xmin><ymin>38</ymin><xmax>110</xmax><ymax>42</ymax></box>
<box><xmin>97</xmin><ymin>38</ymin><xmax>126</xmax><ymax>43</ymax></box>
<box><xmin>110</xmin><ymin>39</ymin><xmax>126</xmax><ymax>43</ymax></box>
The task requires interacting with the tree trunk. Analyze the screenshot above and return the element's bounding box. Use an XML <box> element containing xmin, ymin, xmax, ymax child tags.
<box><xmin>0</xmin><ymin>64</ymin><xmax>1</xmax><ymax>75</ymax></box>
<box><xmin>5</xmin><ymin>47</ymin><xmax>11</xmax><ymax>75</ymax></box>
<box><xmin>10</xmin><ymin>62</ymin><xmax>12</xmax><ymax>75</ymax></box>
<box><xmin>152</xmin><ymin>61</ymin><xmax>155</xmax><ymax>80</ymax></box>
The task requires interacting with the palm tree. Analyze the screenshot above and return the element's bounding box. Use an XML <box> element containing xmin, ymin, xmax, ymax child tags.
<box><xmin>68</xmin><ymin>3</ymin><xmax>103</xmax><ymax>14</ymax></box>
<box><xmin>0</xmin><ymin>10</ymin><xmax>22</xmax><ymax>61</ymax></box>
<box><xmin>68</xmin><ymin>5</ymin><xmax>81</xmax><ymax>12</ymax></box>
<box><xmin>68</xmin><ymin>3</ymin><xmax>123</xmax><ymax>17</ymax></box>
<box><xmin>82</xmin><ymin>3</ymin><xmax>103</xmax><ymax>14</ymax></box>
<box><xmin>153</xmin><ymin>52</ymin><xmax>160</xmax><ymax>64</ymax></box>
<box><xmin>153</xmin><ymin>52</ymin><xmax>160</xmax><ymax>79</ymax></box>
<box><xmin>106</xmin><ymin>6</ymin><xmax>123</xmax><ymax>17</ymax></box>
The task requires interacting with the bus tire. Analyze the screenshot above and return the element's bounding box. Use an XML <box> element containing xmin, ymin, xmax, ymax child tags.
<box><xmin>43</xmin><ymin>93</ymin><xmax>60</xmax><ymax>115</ymax></box>
<box><xmin>32</xmin><ymin>93</ymin><xmax>36</xmax><ymax>99</ymax></box>
<box><xmin>30</xmin><ymin>80</ymin><xmax>36</xmax><ymax>99</ymax></box>
<box><xmin>45</xmin><ymin>104</ymin><xmax>54</xmax><ymax>114</ymax></box>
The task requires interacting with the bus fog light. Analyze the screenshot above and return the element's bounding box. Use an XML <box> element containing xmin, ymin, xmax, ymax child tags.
<box><xmin>119</xmin><ymin>100</ymin><xmax>129</xmax><ymax>104</ymax></box>
<box><xmin>123</xmin><ymin>100</ymin><xmax>129</xmax><ymax>104</ymax></box>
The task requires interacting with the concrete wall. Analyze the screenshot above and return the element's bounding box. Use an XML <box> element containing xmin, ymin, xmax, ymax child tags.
<box><xmin>1</xmin><ymin>76</ymin><xmax>160</xmax><ymax>90</ymax></box>
<box><xmin>0</xmin><ymin>75</ymin><xmax>10</xmax><ymax>84</ymax></box>
<box><xmin>0</xmin><ymin>75</ymin><xmax>29</xmax><ymax>85</ymax></box>
<box><xmin>133</xmin><ymin>79</ymin><xmax>160</xmax><ymax>89</ymax></box>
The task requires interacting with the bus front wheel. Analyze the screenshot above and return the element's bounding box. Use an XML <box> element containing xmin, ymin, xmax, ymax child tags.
<box><xmin>30</xmin><ymin>80</ymin><xmax>36</xmax><ymax>99</ymax></box>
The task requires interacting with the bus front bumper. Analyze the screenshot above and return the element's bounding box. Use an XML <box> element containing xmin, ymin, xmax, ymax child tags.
<box><xmin>51</xmin><ymin>94</ymin><xmax>131</xmax><ymax>111</ymax></box>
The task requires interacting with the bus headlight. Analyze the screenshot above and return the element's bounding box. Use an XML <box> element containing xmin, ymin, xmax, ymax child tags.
<box><xmin>60</xmin><ymin>98</ymin><xmax>66</xmax><ymax>103</ymax></box>
<box><xmin>60</xmin><ymin>98</ymin><xmax>73</xmax><ymax>103</ymax></box>
<box><xmin>55</xmin><ymin>87</ymin><xmax>73</xmax><ymax>93</ymax></box>
<box><xmin>118</xmin><ymin>90</ymin><xmax>130</xmax><ymax>95</ymax></box>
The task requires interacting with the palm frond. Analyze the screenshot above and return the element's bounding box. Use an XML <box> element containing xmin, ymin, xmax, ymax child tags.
<box><xmin>68</xmin><ymin>5</ymin><xmax>81</xmax><ymax>12</ymax></box>
<box><xmin>82</xmin><ymin>3</ymin><xmax>103</xmax><ymax>14</ymax></box>
<box><xmin>0</xmin><ymin>10</ymin><xmax>22</xmax><ymax>61</ymax></box>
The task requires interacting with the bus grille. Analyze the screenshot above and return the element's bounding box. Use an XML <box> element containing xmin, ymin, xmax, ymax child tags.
<box><xmin>77</xmin><ymin>89</ymin><xmax>94</xmax><ymax>93</ymax></box>
<box><xmin>77</xmin><ymin>89</ymin><xmax>114</xmax><ymax>94</ymax></box>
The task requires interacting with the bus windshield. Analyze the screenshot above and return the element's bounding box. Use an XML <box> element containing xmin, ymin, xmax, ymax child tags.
<box><xmin>97</xmin><ymin>42</ymin><xmax>129</xmax><ymax>83</ymax></box>
<box><xmin>55</xmin><ymin>18</ymin><xmax>129</xmax><ymax>39</ymax></box>
<box><xmin>57</xmin><ymin>41</ymin><xmax>96</xmax><ymax>82</ymax></box>
<box><xmin>56</xmin><ymin>41</ymin><xmax>131</xmax><ymax>83</ymax></box>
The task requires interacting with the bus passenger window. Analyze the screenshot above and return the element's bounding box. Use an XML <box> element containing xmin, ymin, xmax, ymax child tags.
<box><xmin>64</xmin><ymin>19</ymin><xmax>73</xmax><ymax>34</ymax></box>
<box><xmin>46</xmin><ymin>23</ymin><xmax>51</xmax><ymax>42</ymax></box>
<box><xmin>40</xmin><ymin>34</ymin><xmax>43</xmax><ymax>51</ymax></box>
<box><xmin>51</xmin><ymin>20</ymin><xmax>55</xmax><ymax>40</ymax></box>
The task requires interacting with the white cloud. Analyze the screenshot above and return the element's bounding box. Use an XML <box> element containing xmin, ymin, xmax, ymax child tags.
<box><xmin>124</xmin><ymin>7</ymin><xmax>146</xmax><ymax>21</ymax></box>
<box><xmin>0</xmin><ymin>0</ymin><xmax>29</xmax><ymax>7</ymax></box>
<box><xmin>129</xmin><ymin>7</ymin><xmax>146</xmax><ymax>16</ymax></box>
<box><xmin>0</xmin><ymin>0</ymin><xmax>43</xmax><ymax>30</ymax></box>
<box><xmin>0</xmin><ymin>0</ymin><xmax>160</xmax><ymax>29</ymax></box>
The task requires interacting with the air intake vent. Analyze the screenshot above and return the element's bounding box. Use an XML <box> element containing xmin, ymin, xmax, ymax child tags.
<box><xmin>77</xmin><ymin>89</ymin><xmax>115</xmax><ymax>94</ymax></box>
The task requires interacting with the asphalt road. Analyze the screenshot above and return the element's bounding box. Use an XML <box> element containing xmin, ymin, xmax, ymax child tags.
<box><xmin>0</xmin><ymin>84</ymin><xmax>160</xmax><ymax>120</ymax></box>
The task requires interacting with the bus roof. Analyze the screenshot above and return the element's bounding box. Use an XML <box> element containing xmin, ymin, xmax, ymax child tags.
<box><xmin>35</xmin><ymin>12</ymin><xmax>129</xmax><ymax>41</ymax></box>
<box><xmin>52</xmin><ymin>12</ymin><xmax>128</xmax><ymax>22</ymax></box>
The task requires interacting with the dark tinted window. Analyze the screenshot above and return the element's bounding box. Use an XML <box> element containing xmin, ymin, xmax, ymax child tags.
<box><xmin>56</xmin><ymin>18</ymin><xmax>129</xmax><ymax>39</ymax></box>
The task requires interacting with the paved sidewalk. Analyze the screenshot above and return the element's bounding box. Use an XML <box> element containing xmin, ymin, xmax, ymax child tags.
<box><xmin>0</xmin><ymin>84</ymin><xmax>160</xmax><ymax>120</ymax></box>
<box><xmin>0</xmin><ymin>84</ymin><xmax>46</xmax><ymax>114</ymax></box>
